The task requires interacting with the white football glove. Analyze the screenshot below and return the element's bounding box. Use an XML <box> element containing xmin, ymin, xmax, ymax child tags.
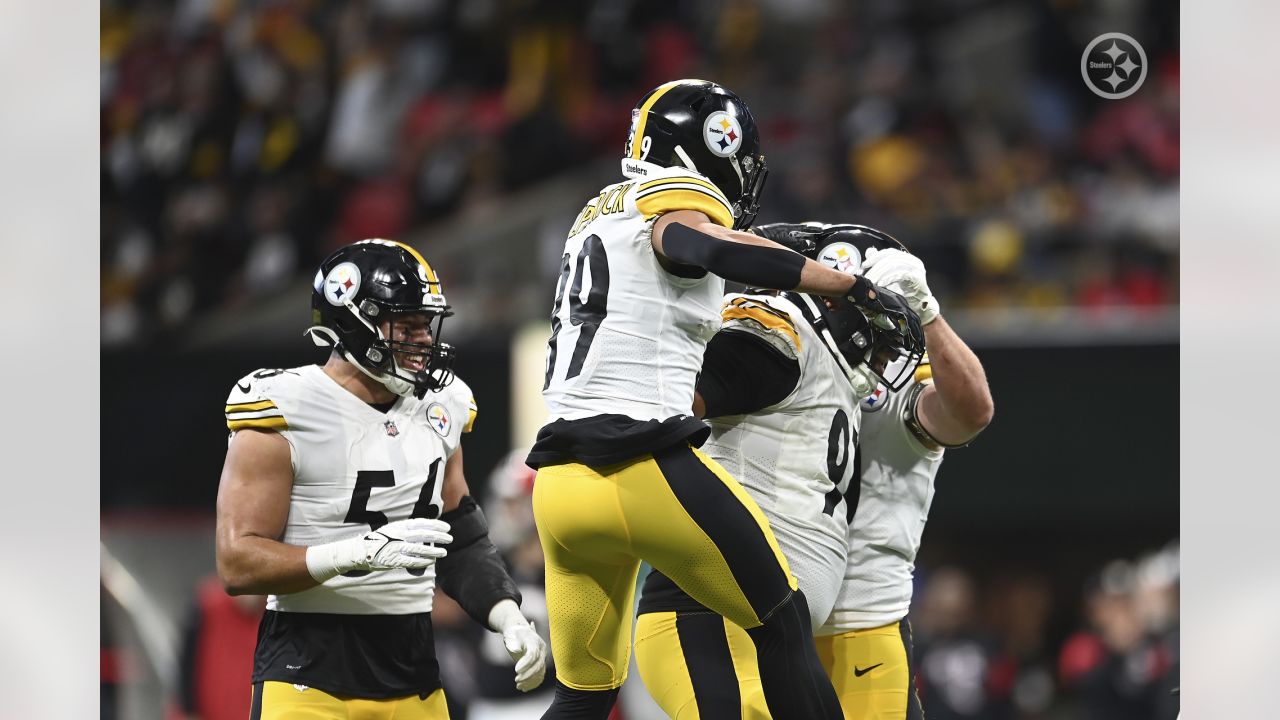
<box><xmin>862</xmin><ymin>247</ymin><xmax>940</xmax><ymax>325</ymax></box>
<box><xmin>305</xmin><ymin>518</ymin><xmax>452</xmax><ymax>583</ymax></box>
<box><xmin>488</xmin><ymin>598</ymin><xmax>548</xmax><ymax>692</ymax></box>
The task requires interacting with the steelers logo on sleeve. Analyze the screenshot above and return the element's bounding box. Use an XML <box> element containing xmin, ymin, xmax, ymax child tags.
<box><xmin>861</xmin><ymin>383</ymin><xmax>889</xmax><ymax>413</ymax></box>
<box><xmin>426</xmin><ymin>402</ymin><xmax>452</xmax><ymax>437</ymax></box>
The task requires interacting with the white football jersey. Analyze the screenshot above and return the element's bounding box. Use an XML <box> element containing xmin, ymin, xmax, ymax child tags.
<box><xmin>541</xmin><ymin>159</ymin><xmax>738</xmax><ymax>423</ymax></box>
<box><xmin>224</xmin><ymin>365</ymin><xmax>478</xmax><ymax>615</ymax></box>
<box><xmin>820</xmin><ymin>366</ymin><xmax>945</xmax><ymax>634</ymax></box>
<box><xmin>701</xmin><ymin>293</ymin><xmax>862</xmax><ymax>626</ymax></box>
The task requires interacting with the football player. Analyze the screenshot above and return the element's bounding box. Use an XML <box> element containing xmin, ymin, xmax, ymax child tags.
<box><xmin>215</xmin><ymin>239</ymin><xmax>548</xmax><ymax>720</ymax></box>
<box><xmin>530</xmin><ymin>79</ymin><xmax>921</xmax><ymax>720</ymax></box>
<box><xmin>760</xmin><ymin>223</ymin><xmax>995</xmax><ymax>718</ymax></box>
<box><xmin>631</xmin><ymin>225</ymin><xmax>926</xmax><ymax>718</ymax></box>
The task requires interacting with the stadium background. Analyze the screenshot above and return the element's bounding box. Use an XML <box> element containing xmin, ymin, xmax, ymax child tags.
<box><xmin>100</xmin><ymin>0</ymin><xmax>1178</xmax><ymax>718</ymax></box>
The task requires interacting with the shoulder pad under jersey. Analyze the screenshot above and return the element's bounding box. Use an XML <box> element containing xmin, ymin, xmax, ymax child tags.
<box><xmin>449</xmin><ymin>376</ymin><xmax>478</xmax><ymax>434</ymax></box>
<box><xmin>224</xmin><ymin>368</ymin><xmax>302</xmax><ymax>433</ymax></box>
<box><xmin>626</xmin><ymin>161</ymin><xmax>735</xmax><ymax>229</ymax></box>
<box><xmin>719</xmin><ymin>293</ymin><xmax>803</xmax><ymax>360</ymax></box>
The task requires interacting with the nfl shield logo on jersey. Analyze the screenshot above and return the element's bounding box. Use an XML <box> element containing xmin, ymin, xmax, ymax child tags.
<box><xmin>426</xmin><ymin>402</ymin><xmax>451</xmax><ymax>436</ymax></box>
<box><xmin>384</xmin><ymin>420</ymin><xmax>400</xmax><ymax>437</ymax></box>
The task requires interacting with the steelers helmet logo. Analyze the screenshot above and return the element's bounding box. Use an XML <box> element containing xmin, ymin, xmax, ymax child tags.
<box><xmin>324</xmin><ymin>262</ymin><xmax>361</xmax><ymax>306</ymax></box>
<box><xmin>426</xmin><ymin>402</ymin><xmax>451</xmax><ymax>437</ymax></box>
<box><xmin>818</xmin><ymin>242</ymin><xmax>863</xmax><ymax>277</ymax></box>
<box><xmin>704</xmin><ymin>112</ymin><xmax>743</xmax><ymax>157</ymax></box>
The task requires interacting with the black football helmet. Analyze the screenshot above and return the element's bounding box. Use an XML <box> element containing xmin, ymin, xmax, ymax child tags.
<box><xmin>625</xmin><ymin>79</ymin><xmax>768</xmax><ymax>229</ymax></box>
<box><xmin>306</xmin><ymin>239</ymin><xmax>456</xmax><ymax>398</ymax></box>
<box><xmin>752</xmin><ymin>222</ymin><xmax>908</xmax><ymax>260</ymax></box>
<box><xmin>781</xmin><ymin>291</ymin><xmax>883</xmax><ymax>396</ymax></box>
<box><xmin>760</xmin><ymin>222</ymin><xmax>925</xmax><ymax>391</ymax></box>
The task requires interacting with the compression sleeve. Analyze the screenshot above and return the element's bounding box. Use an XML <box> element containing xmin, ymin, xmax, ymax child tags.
<box><xmin>435</xmin><ymin>497</ymin><xmax>522</xmax><ymax>626</ymax></box>
<box><xmin>662</xmin><ymin>222</ymin><xmax>806</xmax><ymax>290</ymax></box>
<box><xmin>697</xmin><ymin>330</ymin><xmax>801</xmax><ymax>418</ymax></box>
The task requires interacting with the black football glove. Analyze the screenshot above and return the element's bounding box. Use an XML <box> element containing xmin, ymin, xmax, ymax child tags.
<box><xmin>844</xmin><ymin>275</ymin><xmax>925</xmax><ymax>353</ymax></box>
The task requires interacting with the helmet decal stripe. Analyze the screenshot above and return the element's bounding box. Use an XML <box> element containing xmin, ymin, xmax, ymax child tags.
<box><xmin>630</xmin><ymin>79</ymin><xmax>700</xmax><ymax>160</ymax></box>
<box><xmin>389</xmin><ymin>240</ymin><xmax>440</xmax><ymax>285</ymax></box>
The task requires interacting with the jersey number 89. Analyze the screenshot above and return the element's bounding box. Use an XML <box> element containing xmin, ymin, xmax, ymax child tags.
<box><xmin>544</xmin><ymin>234</ymin><xmax>610</xmax><ymax>388</ymax></box>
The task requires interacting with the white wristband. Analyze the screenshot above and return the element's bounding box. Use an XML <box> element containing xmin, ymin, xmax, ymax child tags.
<box><xmin>305</xmin><ymin>537</ymin><xmax>366</xmax><ymax>584</ymax></box>
<box><xmin>918</xmin><ymin>295</ymin><xmax>940</xmax><ymax>325</ymax></box>
<box><xmin>487</xmin><ymin>598</ymin><xmax>528</xmax><ymax>633</ymax></box>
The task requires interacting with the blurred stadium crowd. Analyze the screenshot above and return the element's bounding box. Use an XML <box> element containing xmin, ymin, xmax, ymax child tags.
<box><xmin>101</xmin><ymin>0</ymin><xmax>1179</xmax><ymax>346</ymax></box>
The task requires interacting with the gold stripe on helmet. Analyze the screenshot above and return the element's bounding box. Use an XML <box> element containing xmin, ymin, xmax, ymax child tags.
<box><xmin>388</xmin><ymin>239</ymin><xmax>441</xmax><ymax>286</ymax></box>
<box><xmin>630</xmin><ymin>79</ymin><xmax>706</xmax><ymax>160</ymax></box>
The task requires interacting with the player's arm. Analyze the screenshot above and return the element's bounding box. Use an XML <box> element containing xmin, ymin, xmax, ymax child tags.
<box><xmin>693</xmin><ymin>299</ymin><xmax>803</xmax><ymax>419</ymax></box>
<box><xmin>914</xmin><ymin>317</ymin><xmax>994</xmax><ymax>446</ymax></box>
<box><xmin>436</xmin><ymin>444</ymin><xmax>548</xmax><ymax>691</ymax></box>
<box><xmin>652</xmin><ymin>210</ymin><xmax>867</xmax><ymax>297</ymax></box>
<box><xmin>215</xmin><ymin>429</ymin><xmax>318</xmax><ymax>596</ymax></box>
<box><xmin>861</xmin><ymin>248</ymin><xmax>993</xmax><ymax>446</ymax></box>
<box><xmin>693</xmin><ymin>332</ymin><xmax>799</xmax><ymax>419</ymax></box>
<box><xmin>216</xmin><ymin>429</ymin><xmax>449</xmax><ymax>596</ymax></box>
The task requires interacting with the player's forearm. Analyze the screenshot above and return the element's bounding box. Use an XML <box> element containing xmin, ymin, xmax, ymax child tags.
<box><xmin>700</xmin><ymin>221</ymin><xmax>859</xmax><ymax>295</ymax></box>
<box><xmin>918</xmin><ymin>316</ymin><xmax>994</xmax><ymax>443</ymax></box>
<box><xmin>435</xmin><ymin>497</ymin><xmax>522</xmax><ymax>625</ymax></box>
<box><xmin>793</xmin><ymin>258</ymin><xmax>863</xmax><ymax>296</ymax></box>
<box><xmin>216</xmin><ymin>535</ymin><xmax>317</xmax><ymax>596</ymax></box>
<box><xmin>696</xmin><ymin>329</ymin><xmax>801</xmax><ymax>418</ymax></box>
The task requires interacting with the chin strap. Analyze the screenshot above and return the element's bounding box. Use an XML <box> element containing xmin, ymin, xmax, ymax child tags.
<box><xmin>342</xmin><ymin>347</ymin><xmax>416</xmax><ymax>398</ymax></box>
<box><xmin>304</xmin><ymin>324</ymin><xmax>418</xmax><ymax>398</ymax></box>
<box><xmin>792</xmin><ymin>294</ymin><xmax>879</xmax><ymax>396</ymax></box>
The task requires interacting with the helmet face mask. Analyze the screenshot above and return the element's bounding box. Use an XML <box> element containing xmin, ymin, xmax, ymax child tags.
<box><xmin>861</xmin><ymin>320</ymin><xmax>924</xmax><ymax>392</ymax></box>
<box><xmin>625</xmin><ymin>79</ymin><xmax>769</xmax><ymax>229</ymax></box>
<box><xmin>308</xmin><ymin>239</ymin><xmax>456</xmax><ymax>398</ymax></box>
<box><xmin>785</xmin><ymin>292</ymin><xmax>882</xmax><ymax>397</ymax></box>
